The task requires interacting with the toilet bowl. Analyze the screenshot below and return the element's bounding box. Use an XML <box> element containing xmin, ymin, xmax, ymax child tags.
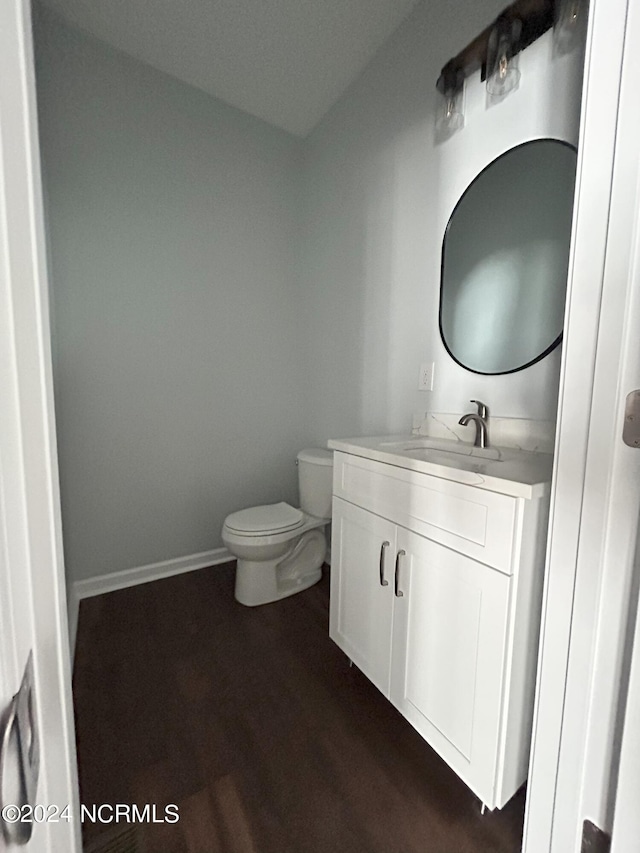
<box><xmin>222</xmin><ymin>449</ymin><xmax>333</xmax><ymax>606</ymax></box>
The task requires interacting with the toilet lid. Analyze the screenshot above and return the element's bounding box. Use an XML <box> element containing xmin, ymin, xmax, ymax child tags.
<box><xmin>225</xmin><ymin>502</ymin><xmax>304</xmax><ymax>535</ymax></box>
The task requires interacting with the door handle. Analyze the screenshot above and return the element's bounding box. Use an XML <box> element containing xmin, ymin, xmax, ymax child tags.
<box><xmin>394</xmin><ymin>550</ymin><xmax>406</xmax><ymax>597</ymax></box>
<box><xmin>379</xmin><ymin>541</ymin><xmax>390</xmax><ymax>586</ymax></box>
<box><xmin>0</xmin><ymin>652</ymin><xmax>40</xmax><ymax>845</ymax></box>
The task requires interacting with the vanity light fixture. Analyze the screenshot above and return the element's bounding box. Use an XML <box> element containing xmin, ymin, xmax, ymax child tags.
<box><xmin>435</xmin><ymin>1</ymin><xmax>556</xmax><ymax>122</ymax></box>
<box><xmin>486</xmin><ymin>16</ymin><xmax>523</xmax><ymax>103</ymax></box>
<box><xmin>435</xmin><ymin>68</ymin><xmax>465</xmax><ymax>140</ymax></box>
<box><xmin>554</xmin><ymin>0</ymin><xmax>585</xmax><ymax>55</ymax></box>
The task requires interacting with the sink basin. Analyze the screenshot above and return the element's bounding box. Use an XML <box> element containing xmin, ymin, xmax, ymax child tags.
<box><xmin>378</xmin><ymin>436</ymin><xmax>502</xmax><ymax>461</ymax></box>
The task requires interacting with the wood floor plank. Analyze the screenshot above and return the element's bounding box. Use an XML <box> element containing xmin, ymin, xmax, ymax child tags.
<box><xmin>212</xmin><ymin>775</ymin><xmax>258</xmax><ymax>853</ymax></box>
<box><xmin>129</xmin><ymin>761</ymin><xmax>188</xmax><ymax>853</ymax></box>
<box><xmin>179</xmin><ymin>789</ymin><xmax>223</xmax><ymax>853</ymax></box>
<box><xmin>74</xmin><ymin>563</ymin><xmax>525</xmax><ymax>853</ymax></box>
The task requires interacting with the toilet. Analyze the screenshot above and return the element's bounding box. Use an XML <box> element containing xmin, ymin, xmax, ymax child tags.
<box><xmin>222</xmin><ymin>448</ymin><xmax>333</xmax><ymax>606</ymax></box>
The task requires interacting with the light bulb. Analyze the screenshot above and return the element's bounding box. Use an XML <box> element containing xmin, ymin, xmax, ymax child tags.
<box><xmin>435</xmin><ymin>87</ymin><xmax>464</xmax><ymax>139</ymax></box>
<box><xmin>554</xmin><ymin>0</ymin><xmax>585</xmax><ymax>55</ymax></box>
<box><xmin>486</xmin><ymin>19</ymin><xmax>522</xmax><ymax>103</ymax></box>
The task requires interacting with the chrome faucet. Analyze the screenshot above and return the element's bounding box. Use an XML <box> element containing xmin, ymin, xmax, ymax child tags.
<box><xmin>458</xmin><ymin>400</ymin><xmax>489</xmax><ymax>449</ymax></box>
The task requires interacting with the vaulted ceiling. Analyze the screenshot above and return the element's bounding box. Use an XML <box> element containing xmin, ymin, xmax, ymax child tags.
<box><xmin>39</xmin><ymin>0</ymin><xmax>421</xmax><ymax>136</ymax></box>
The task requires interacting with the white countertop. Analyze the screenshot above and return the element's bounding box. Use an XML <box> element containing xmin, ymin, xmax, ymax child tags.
<box><xmin>327</xmin><ymin>434</ymin><xmax>554</xmax><ymax>499</ymax></box>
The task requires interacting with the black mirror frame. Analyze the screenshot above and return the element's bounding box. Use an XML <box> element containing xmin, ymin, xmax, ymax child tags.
<box><xmin>438</xmin><ymin>137</ymin><xmax>577</xmax><ymax>377</ymax></box>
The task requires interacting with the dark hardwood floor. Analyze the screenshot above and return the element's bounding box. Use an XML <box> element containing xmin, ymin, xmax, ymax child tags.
<box><xmin>73</xmin><ymin>563</ymin><xmax>526</xmax><ymax>852</ymax></box>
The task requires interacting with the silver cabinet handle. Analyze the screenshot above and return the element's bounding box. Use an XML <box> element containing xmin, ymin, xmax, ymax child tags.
<box><xmin>379</xmin><ymin>541</ymin><xmax>390</xmax><ymax>586</ymax></box>
<box><xmin>394</xmin><ymin>550</ymin><xmax>406</xmax><ymax>597</ymax></box>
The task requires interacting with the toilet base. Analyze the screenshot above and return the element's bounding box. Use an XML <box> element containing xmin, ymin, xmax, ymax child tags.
<box><xmin>235</xmin><ymin>562</ymin><xmax>322</xmax><ymax>606</ymax></box>
<box><xmin>234</xmin><ymin>527</ymin><xmax>326</xmax><ymax>606</ymax></box>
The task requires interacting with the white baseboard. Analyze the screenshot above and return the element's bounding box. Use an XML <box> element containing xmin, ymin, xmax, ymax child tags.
<box><xmin>69</xmin><ymin>547</ymin><xmax>233</xmax><ymax>660</ymax></box>
<box><xmin>74</xmin><ymin>547</ymin><xmax>233</xmax><ymax>600</ymax></box>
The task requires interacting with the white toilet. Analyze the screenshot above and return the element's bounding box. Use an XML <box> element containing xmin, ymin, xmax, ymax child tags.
<box><xmin>222</xmin><ymin>448</ymin><xmax>333</xmax><ymax>606</ymax></box>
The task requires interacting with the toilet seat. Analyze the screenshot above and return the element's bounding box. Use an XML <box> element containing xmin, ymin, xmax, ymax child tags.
<box><xmin>224</xmin><ymin>502</ymin><xmax>304</xmax><ymax>536</ymax></box>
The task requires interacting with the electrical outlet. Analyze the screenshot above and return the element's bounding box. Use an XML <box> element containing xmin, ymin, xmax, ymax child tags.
<box><xmin>418</xmin><ymin>362</ymin><xmax>434</xmax><ymax>391</ymax></box>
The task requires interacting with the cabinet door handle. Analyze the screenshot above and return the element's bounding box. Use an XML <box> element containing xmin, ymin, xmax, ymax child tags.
<box><xmin>394</xmin><ymin>550</ymin><xmax>406</xmax><ymax>597</ymax></box>
<box><xmin>379</xmin><ymin>541</ymin><xmax>390</xmax><ymax>586</ymax></box>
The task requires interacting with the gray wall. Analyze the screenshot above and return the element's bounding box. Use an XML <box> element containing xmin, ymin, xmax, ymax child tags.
<box><xmin>35</xmin><ymin>11</ymin><xmax>307</xmax><ymax>582</ymax></box>
<box><xmin>300</xmin><ymin>0</ymin><xmax>507</xmax><ymax>442</ymax></box>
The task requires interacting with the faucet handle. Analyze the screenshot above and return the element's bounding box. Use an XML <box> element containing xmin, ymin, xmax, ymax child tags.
<box><xmin>470</xmin><ymin>399</ymin><xmax>488</xmax><ymax>419</ymax></box>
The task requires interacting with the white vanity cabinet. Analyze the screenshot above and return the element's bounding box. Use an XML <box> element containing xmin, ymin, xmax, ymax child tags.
<box><xmin>329</xmin><ymin>448</ymin><xmax>550</xmax><ymax>810</ymax></box>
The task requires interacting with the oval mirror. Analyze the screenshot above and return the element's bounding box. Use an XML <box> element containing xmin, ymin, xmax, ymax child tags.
<box><xmin>439</xmin><ymin>139</ymin><xmax>577</xmax><ymax>375</ymax></box>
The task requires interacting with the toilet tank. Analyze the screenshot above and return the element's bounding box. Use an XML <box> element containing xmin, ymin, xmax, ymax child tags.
<box><xmin>297</xmin><ymin>448</ymin><xmax>333</xmax><ymax>519</ymax></box>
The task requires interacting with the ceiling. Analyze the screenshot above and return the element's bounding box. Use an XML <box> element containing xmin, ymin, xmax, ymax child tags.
<box><xmin>40</xmin><ymin>0</ymin><xmax>421</xmax><ymax>137</ymax></box>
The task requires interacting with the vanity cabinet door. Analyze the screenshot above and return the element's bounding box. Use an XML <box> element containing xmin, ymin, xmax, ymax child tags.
<box><xmin>329</xmin><ymin>497</ymin><xmax>396</xmax><ymax>698</ymax></box>
<box><xmin>389</xmin><ymin>528</ymin><xmax>510</xmax><ymax>807</ymax></box>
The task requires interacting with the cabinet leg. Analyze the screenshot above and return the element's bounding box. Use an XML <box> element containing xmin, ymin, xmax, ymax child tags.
<box><xmin>348</xmin><ymin>658</ymin><xmax>354</xmax><ymax>668</ymax></box>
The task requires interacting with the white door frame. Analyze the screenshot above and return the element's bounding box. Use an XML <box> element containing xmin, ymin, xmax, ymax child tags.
<box><xmin>524</xmin><ymin>0</ymin><xmax>640</xmax><ymax>850</ymax></box>
<box><xmin>0</xmin><ymin>0</ymin><xmax>80</xmax><ymax>849</ymax></box>
<box><xmin>552</xmin><ymin>0</ymin><xmax>640</xmax><ymax>844</ymax></box>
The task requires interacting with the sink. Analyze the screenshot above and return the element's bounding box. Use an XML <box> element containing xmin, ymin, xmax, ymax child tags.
<box><xmin>378</xmin><ymin>436</ymin><xmax>502</xmax><ymax>461</ymax></box>
<box><xmin>327</xmin><ymin>433</ymin><xmax>554</xmax><ymax>499</ymax></box>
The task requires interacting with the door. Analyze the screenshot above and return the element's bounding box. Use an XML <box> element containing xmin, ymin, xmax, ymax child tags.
<box><xmin>329</xmin><ymin>498</ymin><xmax>396</xmax><ymax>697</ymax></box>
<box><xmin>0</xmin><ymin>0</ymin><xmax>80</xmax><ymax>849</ymax></box>
<box><xmin>390</xmin><ymin>528</ymin><xmax>510</xmax><ymax>807</ymax></box>
<box><xmin>525</xmin><ymin>0</ymin><xmax>640</xmax><ymax>847</ymax></box>
<box><xmin>582</xmin><ymin>0</ymin><xmax>640</xmax><ymax>839</ymax></box>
